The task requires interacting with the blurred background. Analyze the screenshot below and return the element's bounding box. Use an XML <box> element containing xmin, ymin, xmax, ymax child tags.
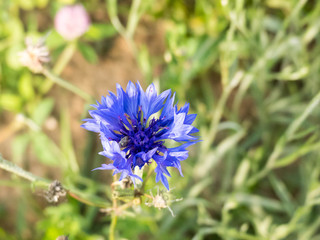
<box><xmin>1</xmin><ymin>0</ymin><xmax>320</xmax><ymax>239</ymax></box>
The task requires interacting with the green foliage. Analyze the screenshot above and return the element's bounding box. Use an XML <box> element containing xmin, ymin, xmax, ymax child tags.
<box><xmin>37</xmin><ymin>202</ymin><xmax>104</xmax><ymax>240</ymax></box>
<box><xmin>1</xmin><ymin>0</ymin><xmax>320</xmax><ymax>239</ymax></box>
<box><xmin>78</xmin><ymin>42</ymin><xmax>98</xmax><ymax>64</ymax></box>
<box><xmin>84</xmin><ymin>23</ymin><xmax>117</xmax><ymax>41</ymax></box>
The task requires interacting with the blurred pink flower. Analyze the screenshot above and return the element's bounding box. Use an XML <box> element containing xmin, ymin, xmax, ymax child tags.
<box><xmin>54</xmin><ymin>4</ymin><xmax>90</xmax><ymax>41</ymax></box>
<box><xmin>18</xmin><ymin>37</ymin><xmax>50</xmax><ymax>73</ymax></box>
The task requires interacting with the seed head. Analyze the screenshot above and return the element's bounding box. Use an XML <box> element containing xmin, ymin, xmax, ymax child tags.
<box><xmin>145</xmin><ymin>186</ymin><xmax>182</xmax><ymax>216</ymax></box>
<box><xmin>18</xmin><ymin>36</ymin><xmax>50</xmax><ymax>73</ymax></box>
<box><xmin>45</xmin><ymin>180</ymin><xmax>67</xmax><ymax>203</ymax></box>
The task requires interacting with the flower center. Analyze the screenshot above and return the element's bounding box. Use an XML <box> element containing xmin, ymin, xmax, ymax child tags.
<box><xmin>118</xmin><ymin>109</ymin><xmax>166</xmax><ymax>168</ymax></box>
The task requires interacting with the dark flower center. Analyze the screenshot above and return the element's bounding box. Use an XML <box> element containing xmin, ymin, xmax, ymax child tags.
<box><xmin>117</xmin><ymin>108</ymin><xmax>166</xmax><ymax>169</ymax></box>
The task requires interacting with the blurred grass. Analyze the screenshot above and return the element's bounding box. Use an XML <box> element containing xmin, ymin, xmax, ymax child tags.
<box><xmin>1</xmin><ymin>0</ymin><xmax>320</xmax><ymax>239</ymax></box>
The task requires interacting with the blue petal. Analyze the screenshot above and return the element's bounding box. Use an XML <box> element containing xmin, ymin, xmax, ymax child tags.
<box><xmin>155</xmin><ymin>165</ymin><xmax>170</xmax><ymax>190</ymax></box>
<box><xmin>99</xmin><ymin>122</ymin><xmax>120</xmax><ymax>140</ymax></box>
<box><xmin>160</xmin><ymin>112</ymin><xmax>196</xmax><ymax>141</ymax></box>
<box><xmin>138</xmin><ymin>82</ymin><xmax>171</xmax><ymax>120</ymax></box>
<box><xmin>81</xmin><ymin>118</ymin><xmax>99</xmax><ymax>132</ymax></box>
<box><xmin>92</xmin><ymin>163</ymin><xmax>114</xmax><ymax>171</ymax></box>
<box><xmin>124</xmin><ymin>81</ymin><xmax>140</xmax><ymax>118</ymax></box>
<box><xmin>160</xmin><ymin>93</ymin><xmax>175</xmax><ymax>120</ymax></box>
<box><xmin>82</xmin><ymin>81</ymin><xmax>199</xmax><ymax>190</ymax></box>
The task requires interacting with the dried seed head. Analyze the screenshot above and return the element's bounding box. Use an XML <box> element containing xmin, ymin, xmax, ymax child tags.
<box><xmin>119</xmin><ymin>176</ymin><xmax>133</xmax><ymax>189</ymax></box>
<box><xmin>18</xmin><ymin>36</ymin><xmax>50</xmax><ymax>73</ymax></box>
<box><xmin>145</xmin><ymin>186</ymin><xmax>182</xmax><ymax>217</ymax></box>
<box><xmin>45</xmin><ymin>180</ymin><xmax>67</xmax><ymax>203</ymax></box>
<box><xmin>152</xmin><ymin>193</ymin><xmax>168</xmax><ymax>209</ymax></box>
<box><xmin>111</xmin><ymin>176</ymin><xmax>133</xmax><ymax>190</ymax></box>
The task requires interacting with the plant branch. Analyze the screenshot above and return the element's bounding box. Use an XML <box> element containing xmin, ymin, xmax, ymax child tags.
<box><xmin>42</xmin><ymin>68</ymin><xmax>93</xmax><ymax>103</ymax></box>
<box><xmin>0</xmin><ymin>155</ymin><xmax>50</xmax><ymax>187</ymax></box>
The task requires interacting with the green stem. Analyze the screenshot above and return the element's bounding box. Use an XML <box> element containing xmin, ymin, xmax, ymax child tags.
<box><xmin>201</xmin><ymin>84</ymin><xmax>233</xmax><ymax>152</ymax></box>
<box><xmin>40</xmin><ymin>42</ymin><xmax>77</xmax><ymax>94</ymax></box>
<box><xmin>109</xmin><ymin>214</ymin><xmax>118</xmax><ymax>240</ymax></box>
<box><xmin>107</xmin><ymin>0</ymin><xmax>127</xmax><ymax>38</ymax></box>
<box><xmin>106</xmin><ymin>0</ymin><xmax>137</xmax><ymax>54</ymax></box>
<box><xmin>42</xmin><ymin>68</ymin><xmax>93</xmax><ymax>103</ymax></box>
<box><xmin>0</xmin><ymin>155</ymin><xmax>50</xmax><ymax>188</ymax></box>
<box><xmin>110</xmin><ymin>175</ymin><xmax>118</xmax><ymax>240</ymax></box>
<box><xmin>141</xmin><ymin>165</ymin><xmax>154</xmax><ymax>191</ymax></box>
<box><xmin>53</xmin><ymin>41</ymin><xmax>77</xmax><ymax>74</ymax></box>
<box><xmin>247</xmin><ymin>90</ymin><xmax>320</xmax><ymax>187</ymax></box>
<box><xmin>126</xmin><ymin>0</ymin><xmax>142</xmax><ymax>39</ymax></box>
<box><xmin>0</xmin><ymin>155</ymin><xmax>110</xmax><ymax>208</ymax></box>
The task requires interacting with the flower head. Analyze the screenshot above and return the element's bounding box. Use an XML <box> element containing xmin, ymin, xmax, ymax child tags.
<box><xmin>18</xmin><ymin>37</ymin><xmax>50</xmax><ymax>73</ymax></box>
<box><xmin>54</xmin><ymin>4</ymin><xmax>90</xmax><ymax>41</ymax></box>
<box><xmin>82</xmin><ymin>82</ymin><xmax>199</xmax><ymax>190</ymax></box>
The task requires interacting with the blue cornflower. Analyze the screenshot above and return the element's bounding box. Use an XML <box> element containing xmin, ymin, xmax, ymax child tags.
<box><xmin>82</xmin><ymin>81</ymin><xmax>198</xmax><ymax>190</ymax></box>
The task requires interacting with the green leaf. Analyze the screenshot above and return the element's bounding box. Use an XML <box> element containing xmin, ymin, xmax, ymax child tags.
<box><xmin>6</xmin><ymin>44</ymin><xmax>24</xmax><ymax>70</ymax></box>
<box><xmin>0</xmin><ymin>228</ymin><xmax>15</xmax><ymax>240</ymax></box>
<box><xmin>18</xmin><ymin>73</ymin><xmax>35</xmax><ymax>100</ymax></box>
<box><xmin>0</xmin><ymin>93</ymin><xmax>22</xmax><ymax>112</ymax></box>
<box><xmin>35</xmin><ymin>0</ymin><xmax>49</xmax><ymax>8</ymax></box>
<box><xmin>31</xmin><ymin>98</ymin><xmax>54</xmax><ymax>126</ymax></box>
<box><xmin>4</xmin><ymin>19</ymin><xmax>24</xmax><ymax>43</ymax></box>
<box><xmin>60</xmin><ymin>109</ymin><xmax>78</xmax><ymax>172</ymax></box>
<box><xmin>84</xmin><ymin>23</ymin><xmax>117</xmax><ymax>41</ymax></box>
<box><xmin>12</xmin><ymin>134</ymin><xmax>30</xmax><ymax>164</ymax></box>
<box><xmin>17</xmin><ymin>0</ymin><xmax>34</xmax><ymax>10</ymax></box>
<box><xmin>233</xmin><ymin>193</ymin><xmax>284</xmax><ymax>212</ymax></box>
<box><xmin>31</xmin><ymin>132</ymin><xmax>60</xmax><ymax>166</ymax></box>
<box><xmin>46</xmin><ymin>30</ymin><xmax>65</xmax><ymax>49</ymax></box>
<box><xmin>16</xmin><ymin>198</ymin><xmax>27</xmax><ymax>237</ymax></box>
<box><xmin>78</xmin><ymin>42</ymin><xmax>98</xmax><ymax>63</ymax></box>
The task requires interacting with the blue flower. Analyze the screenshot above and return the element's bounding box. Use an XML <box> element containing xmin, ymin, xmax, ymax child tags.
<box><xmin>82</xmin><ymin>81</ymin><xmax>199</xmax><ymax>190</ymax></box>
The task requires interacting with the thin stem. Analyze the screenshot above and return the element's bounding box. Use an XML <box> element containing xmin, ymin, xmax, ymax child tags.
<box><xmin>107</xmin><ymin>0</ymin><xmax>127</xmax><ymax>38</ymax></box>
<box><xmin>53</xmin><ymin>41</ymin><xmax>77</xmax><ymax>74</ymax></box>
<box><xmin>126</xmin><ymin>0</ymin><xmax>142</xmax><ymax>39</ymax></box>
<box><xmin>106</xmin><ymin>0</ymin><xmax>137</xmax><ymax>54</ymax></box>
<box><xmin>109</xmin><ymin>213</ymin><xmax>118</xmax><ymax>240</ymax></box>
<box><xmin>247</xmin><ymin>90</ymin><xmax>320</xmax><ymax>187</ymax></box>
<box><xmin>40</xmin><ymin>42</ymin><xmax>77</xmax><ymax>95</ymax></box>
<box><xmin>0</xmin><ymin>155</ymin><xmax>110</xmax><ymax>208</ymax></box>
<box><xmin>109</xmin><ymin>175</ymin><xmax>118</xmax><ymax>240</ymax></box>
<box><xmin>141</xmin><ymin>165</ymin><xmax>154</xmax><ymax>191</ymax></box>
<box><xmin>42</xmin><ymin>68</ymin><xmax>93</xmax><ymax>103</ymax></box>
<box><xmin>68</xmin><ymin>191</ymin><xmax>109</xmax><ymax>208</ymax></box>
<box><xmin>202</xmin><ymin>85</ymin><xmax>233</xmax><ymax>152</ymax></box>
<box><xmin>0</xmin><ymin>155</ymin><xmax>50</xmax><ymax>188</ymax></box>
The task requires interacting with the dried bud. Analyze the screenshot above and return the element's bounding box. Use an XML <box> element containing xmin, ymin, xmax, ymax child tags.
<box><xmin>45</xmin><ymin>180</ymin><xmax>67</xmax><ymax>203</ymax></box>
<box><xmin>111</xmin><ymin>176</ymin><xmax>133</xmax><ymax>190</ymax></box>
<box><xmin>54</xmin><ymin>4</ymin><xmax>90</xmax><ymax>41</ymax></box>
<box><xmin>119</xmin><ymin>177</ymin><xmax>133</xmax><ymax>189</ymax></box>
<box><xmin>18</xmin><ymin>36</ymin><xmax>50</xmax><ymax>73</ymax></box>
